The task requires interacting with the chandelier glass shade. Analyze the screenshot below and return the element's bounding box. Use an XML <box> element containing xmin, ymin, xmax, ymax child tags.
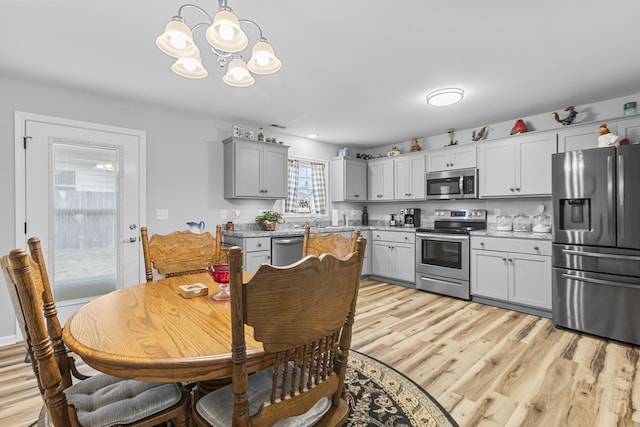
<box><xmin>156</xmin><ymin>0</ymin><xmax>281</xmax><ymax>87</ymax></box>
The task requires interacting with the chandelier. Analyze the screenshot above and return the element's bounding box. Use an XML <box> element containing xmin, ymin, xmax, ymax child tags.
<box><xmin>156</xmin><ymin>0</ymin><xmax>281</xmax><ymax>87</ymax></box>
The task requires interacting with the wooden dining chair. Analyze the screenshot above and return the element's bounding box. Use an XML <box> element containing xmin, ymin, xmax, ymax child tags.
<box><xmin>193</xmin><ymin>236</ymin><xmax>367</xmax><ymax>427</ymax></box>
<box><xmin>141</xmin><ymin>224</ymin><xmax>228</xmax><ymax>281</ymax></box>
<box><xmin>2</xmin><ymin>245</ymin><xmax>191</xmax><ymax>427</ymax></box>
<box><xmin>302</xmin><ymin>225</ymin><xmax>361</xmax><ymax>259</ymax></box>
<box><xmin>26</xmin><ymin>237</ymin><xmax>90</xmax><ymax>387</ymax></box>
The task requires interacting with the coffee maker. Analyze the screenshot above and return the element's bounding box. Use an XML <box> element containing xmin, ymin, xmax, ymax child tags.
<box><xmin>402</xmin><ymin>208</ymin><xmax>421</xmax><ymax>228</ymax></box>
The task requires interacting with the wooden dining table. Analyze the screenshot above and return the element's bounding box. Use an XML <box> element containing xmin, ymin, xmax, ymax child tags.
<box><xmin>63</xmin><ymin>272</ymin><xmax>271</xmax><ymax>385</ymax></box>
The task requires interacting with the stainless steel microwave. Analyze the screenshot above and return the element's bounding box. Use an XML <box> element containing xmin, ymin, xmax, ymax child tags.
<box><xmin>426</xmin><ymin>168</ymin><xmax>478</xmax><ymax>200</ymax></box>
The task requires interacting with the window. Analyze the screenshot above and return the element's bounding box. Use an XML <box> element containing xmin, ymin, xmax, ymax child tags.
<box><xmin>285</xmin><ymin>159</ymin><xmax>327</xmax><ymax>215</ymax></box>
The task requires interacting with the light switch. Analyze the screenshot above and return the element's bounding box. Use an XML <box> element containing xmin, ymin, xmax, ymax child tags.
<box><xmin>156</xmin><ymin>209</ymin><xmax>169</xmax><ymax>220</ymax></box>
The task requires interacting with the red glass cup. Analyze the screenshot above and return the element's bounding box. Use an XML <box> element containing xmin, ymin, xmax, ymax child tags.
<box><xmin>206</xmin><ymin>264</ymin><xmax>230</xmax><ymax>300</ymax></box>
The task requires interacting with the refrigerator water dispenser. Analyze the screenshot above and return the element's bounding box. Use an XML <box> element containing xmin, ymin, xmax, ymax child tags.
<box><xmin>559</xmin><ymin>199</ymin><xmax>590</xmax><ymax>230</ymax></box>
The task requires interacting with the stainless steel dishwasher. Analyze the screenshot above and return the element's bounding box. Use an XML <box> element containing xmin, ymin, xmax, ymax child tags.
<box><xmin>271</xmin><ymin>236</ymin><xmax>304</xmax><ymax>266</ymax></box>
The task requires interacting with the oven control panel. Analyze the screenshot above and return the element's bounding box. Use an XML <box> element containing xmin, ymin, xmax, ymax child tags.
<box><xmin>434</xmin><ymin>209</ymin><xmax>486</xmax><ymax>221</ymax></box>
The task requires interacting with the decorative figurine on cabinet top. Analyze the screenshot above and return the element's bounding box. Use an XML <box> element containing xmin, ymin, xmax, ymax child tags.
<box><xmin>410</xmin><ymin>138</ymin><xmax>422</xmax><ymax>152</ymax></box>
<box><xmin>387</xmin><ymin>146</ymin><xmax>401</xmax><ymax>157</ymax></box>
<box><xmin>553</xmin><ymin>105</ymin><xmax>578</xmax><ymax>126</ymax></box>
<box><xmin>597</xmin><ymin>124</ymin><xmax>630</xmax><ymax>147</ymax></box>
<box><xmin>447</xmin><ymin>129</ymin><xmax>458</xmax><ymax>146</ymax></box>
<box><xmin>511</xmin><ymin>119</ymin><xmax>528</xmax><ymax>135</ymax></box>
<box><xmin>472</xmin><ymin>125</ymin><xmax>491</xmax><ymax>141</ymax></box>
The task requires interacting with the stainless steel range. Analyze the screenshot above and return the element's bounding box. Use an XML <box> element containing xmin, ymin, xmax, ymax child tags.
<box><xmin>416</xmin><ymin>209</ymin><xmax>487</xmax><ymax>300</ymax></box>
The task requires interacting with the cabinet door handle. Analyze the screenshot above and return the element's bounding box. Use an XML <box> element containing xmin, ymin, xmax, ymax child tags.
<box><xmin>257</xmin><ymin>243</ymin><xmax>262</xmax><ymax>248</ymax></box>
<box><xmin>533</xmin><ymin>246</ymin><xmax>539</xmax><ymax>251</ymax></box>
<box><xmin>509</xmin><ymin>188</ymin><xmax>515</xmax><ymax>192</ymax></box>
<box><xmin>502</xmin><ymin>257</ymin><xmax>507</xmax><ymax>262</ymax></box>
<box><xmin>515</xmin><ymin>187</ymin><xmax>520</xmax><ymax>191</ymax></box>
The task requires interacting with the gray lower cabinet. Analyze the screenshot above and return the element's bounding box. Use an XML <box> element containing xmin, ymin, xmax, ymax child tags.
<box><xmin>223</xmin><ymin>235</ymin><xmax>271</xmax><ymax>272</ymax></box>
<box><xmin>370</xmin><ymin>230</ymin><xmax>415</xmax><ymax>285</ymax></box>
<box><xmin>471</xmin><ymin>236</ymin><xmax>552</xmax><ymax>317</ymax></box>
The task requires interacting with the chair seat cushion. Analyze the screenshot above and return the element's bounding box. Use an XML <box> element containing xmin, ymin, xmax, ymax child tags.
<box><xmin>196</xmin><ymin>368</ymin><xmax>331</xmax><ymax>426</ymax></box>
<box><xmin>51</xmin><ymin>374</ymin><xmax>182</xmax><ymax>427</ymax></box>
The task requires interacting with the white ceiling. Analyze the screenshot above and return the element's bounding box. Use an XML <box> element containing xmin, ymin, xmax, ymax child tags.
<box><xmin>1</xmin><ymin>0</ymin><xmax>639</xmax><ymax>147</ymax></box>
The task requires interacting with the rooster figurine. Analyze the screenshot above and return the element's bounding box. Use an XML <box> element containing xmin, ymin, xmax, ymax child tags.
<box><xmin>597</xmin><ymin>124</ymin><xmax>629</xmax><ymax>147</ymax></box>
<box><xmin>553</xmin><ymin>105</ymin><xmax>578</xmax><ymax>126</ymax></box>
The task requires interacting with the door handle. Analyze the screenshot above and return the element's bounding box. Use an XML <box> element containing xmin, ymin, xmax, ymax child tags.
<box><xmin>124</xmin><ymin>236</ymin><xmax>137</xmax><ymax>243</ymax></box>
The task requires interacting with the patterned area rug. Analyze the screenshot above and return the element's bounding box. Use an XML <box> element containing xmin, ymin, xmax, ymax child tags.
<box><xmin>345</xmin><ymin>350</ymin><xmax>458</xmax><ymax>427</ymax></box>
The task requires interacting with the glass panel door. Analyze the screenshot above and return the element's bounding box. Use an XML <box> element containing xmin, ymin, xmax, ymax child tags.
<box><xmin>51</xmin><ymin>143</ymin><xmax>119</xmax><ymax>300</ymax></box>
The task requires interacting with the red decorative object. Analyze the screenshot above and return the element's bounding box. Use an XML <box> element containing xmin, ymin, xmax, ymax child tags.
<box><xmin>207</xmin><ymin>264</ymin><xmax>230</xmax><ymax>301</ymax></box>
<box><xmin>511</xmin><ymin>119</ymin><xmax>528</xmax><ymax>135</ymax></box>
<box><xmin>207</xmin><ymin>264</ymin><xmax>229</xmax><ymax>283</ymax></box>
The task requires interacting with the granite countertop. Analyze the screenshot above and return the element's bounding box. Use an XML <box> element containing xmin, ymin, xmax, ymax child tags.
<box><xmin>470</xmin><ymin>229</ymin><xmax>553</xmax><ymax>240</ymax></box>
<box><xmin>223</xmin><ymin>225</ymin><xmax>418</xmax><ymax>238</ymax></box>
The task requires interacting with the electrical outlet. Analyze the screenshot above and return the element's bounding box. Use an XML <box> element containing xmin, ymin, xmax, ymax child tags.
<box><xmin>232</xmin><ymin>209</ymin><xmax>240</xmax><ymax>218</ymax></box>
<box><xmin>156</xmin><ymin>209</ymin><xmax>169</xmax><ymax>220</ymax></box>
<box><xmin>350</xmin><ymin>210</ymin><xmax>357</xmax><ymax>217</ymax></box>
<box><xmin>220</xmin><ymin>209</ymin><xmax>227</xmax><ymax>219</ymax></box>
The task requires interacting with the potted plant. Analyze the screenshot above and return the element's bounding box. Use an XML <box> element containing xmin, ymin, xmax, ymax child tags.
<box><xmin>255</xmin><ymin>210</ymin><xmax>283</xmax><ymax>231</ymax></box>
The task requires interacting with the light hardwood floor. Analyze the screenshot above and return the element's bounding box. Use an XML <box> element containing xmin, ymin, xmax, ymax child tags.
<box><xmin>2</xmin><ymin>279</ymin><xmax>639</xmax><ymax>426</ymax></box>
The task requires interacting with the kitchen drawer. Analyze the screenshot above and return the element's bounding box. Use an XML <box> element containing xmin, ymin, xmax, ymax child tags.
<box><xmin>245</xmin><ymin>237</ymin><xmax>272</xmax><ymax>252</ymax></box>
<box><xmin>371</xmin><ymin>230</ymin><xmax>415</xmax><ymax>244</ymax></box>
<box><xmin>471</xmin><ymin>236</ymin><xmax>551</xmax><ymax>256</ymax></box>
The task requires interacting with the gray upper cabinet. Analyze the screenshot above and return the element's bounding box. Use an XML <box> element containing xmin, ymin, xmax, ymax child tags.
<box><xmin>478</xmin><ymin>132</ymin><xmax>557</xmax><ymax>197</ymax></box>
<box><xmin>557</xmin><ymin>122</ymin><xmax>613</xmax><ymax>153</ymax></box>
<box><xmin>223</xmin><ymin>137</ymin><xmax>289</xmax><ymax>199</ymax></box>
<box><xmin>426</xmin><ymin>145</ymin><xmax>476</xmax><ymax>172</ymax></box>
<box><xmin>367</xmin><ymin>157</ymin><xmax>394</xmax><ymax>201</ymax></box>
<box><xmin>557</xmin><ymin>116</ymin><xmax>640</xmax><ymax>153</ymax></box>
<box><xmin>613</xmin><ymin>116</ymin><xmax>640</xmax><ymax>144</ymax></box>
<box><xmin>330</xmin><ymin>157</ymin><xmax>367</xmax><ymax>202</ymax></box>
<box><xmin>394</xmin><ymin>152</ymin><xmax>426</xmax><ymax>200</ymax></box>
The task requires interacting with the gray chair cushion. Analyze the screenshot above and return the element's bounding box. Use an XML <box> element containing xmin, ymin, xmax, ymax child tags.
<box><xmin>48</xmin><ymin>373</ymin><xmax>182</xmax><ymax>427</ymax></box>
<box><xmin>196</xmin><ymin>368</ymin><xmax>331</xmax><ymax>426</ymax></box>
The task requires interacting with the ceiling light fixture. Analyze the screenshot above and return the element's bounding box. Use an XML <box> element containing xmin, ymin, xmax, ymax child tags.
<box><xmin>426</xmin><ymin>88</ymin><xmax>464</xmax><ymax>107</ymax></box>
<box><xmin>156</xmin><ymin>0</ymin><xmax>281</xmax><ymax>87</ymax></box>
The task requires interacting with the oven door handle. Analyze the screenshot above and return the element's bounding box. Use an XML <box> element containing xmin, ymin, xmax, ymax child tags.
<box><xmin>417</xmin><ymin>233</ymin><xmax>469</xmax><ymax>241</ymax></box>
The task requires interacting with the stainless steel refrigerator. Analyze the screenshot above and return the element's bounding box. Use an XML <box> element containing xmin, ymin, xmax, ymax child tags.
<box><xmin>552</xmin><ymin>144</ymin><xmax>640</xmax><ymax>345</ymax></box>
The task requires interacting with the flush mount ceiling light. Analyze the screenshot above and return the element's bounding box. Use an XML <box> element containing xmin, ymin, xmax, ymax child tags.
<box><xmin>156</xmin><ymin>0</ymin><xmax>281</xmax><ymax>87</ymax></box>
<box><xmin>426</xmin><ymin>88</ymin><xmax>464</xmax><ymax>106</ymax></box>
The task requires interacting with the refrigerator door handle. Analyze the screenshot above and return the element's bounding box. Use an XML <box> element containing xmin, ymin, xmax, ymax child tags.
<box><xmin>618</xmin><ymin>153</ymin><xmax>625</xmax><ymax>239</ymax></box>
<box><xmin>607</xmin><ymin>154</ymin><xmax>615</xmax><ymax>239</ymax></box>
<box><xmin>562</xmin><ymin>248</ymin><xmax>640</xmax><ymax>261</ymax></box>
<box><xmin>562</xmin><ymin>272</ymin><xmax>637</xmax><ymax>289</ymax></box>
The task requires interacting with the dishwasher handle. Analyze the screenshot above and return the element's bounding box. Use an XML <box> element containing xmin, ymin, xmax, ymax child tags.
<box><xmin>272</xmin><ymin>237</ymin><xmax>304</xmax><ymax>245</ymax></box>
